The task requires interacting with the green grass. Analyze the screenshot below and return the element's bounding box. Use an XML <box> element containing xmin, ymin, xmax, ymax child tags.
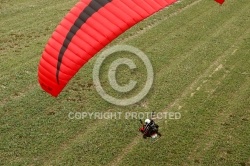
<box><xmin>0</xmin><ymin>0</ymin><xmax>250</xmax><ymax>165</ymax></box>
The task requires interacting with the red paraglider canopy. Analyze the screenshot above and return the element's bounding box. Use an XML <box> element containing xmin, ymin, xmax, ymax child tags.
<box><xmin>38</xmin><ymin>0</ymin><xmax>177</xmax><ymax>97</ymax></box>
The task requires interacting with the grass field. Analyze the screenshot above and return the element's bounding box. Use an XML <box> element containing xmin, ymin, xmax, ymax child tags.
<box><xmin>0</xmin><ymin>0</ymin><xmax>250</xmax><ymax>165</ymax></box>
